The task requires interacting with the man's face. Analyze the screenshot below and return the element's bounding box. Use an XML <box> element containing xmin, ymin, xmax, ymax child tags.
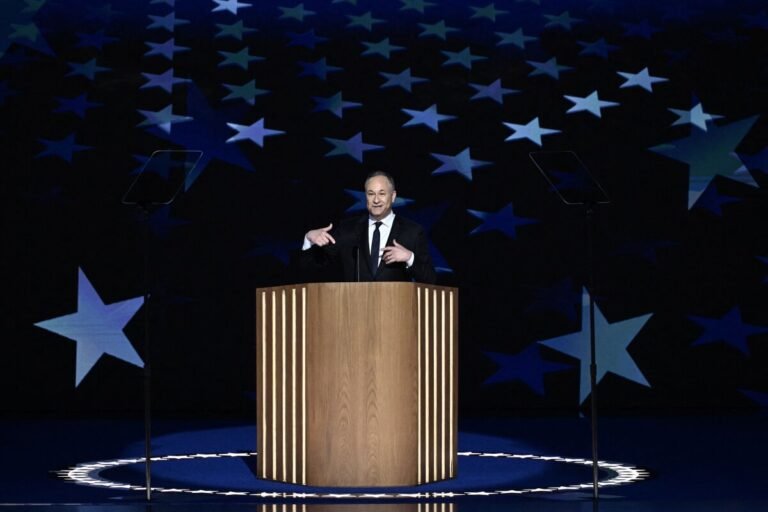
<box><xmin>365</xmin><ymin>175</ymin><xmax>397</xmax><ymax>221</ymax></box>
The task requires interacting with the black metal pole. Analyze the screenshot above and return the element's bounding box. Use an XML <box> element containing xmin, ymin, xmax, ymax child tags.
<box><xmin>142</xmin><ymin>206</ymin><xmax>152</xmax><ymax>502</ymax></box>
<box><xmin>586</xmin><ymin>204</ymin><xmax>599</xmax><ymax>500</ymax></box>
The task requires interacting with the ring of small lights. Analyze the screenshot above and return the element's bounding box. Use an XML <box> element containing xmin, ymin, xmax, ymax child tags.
<box><xmin>60</xmin><ymin>451</ymin><xmax>649</xmax><ymax>498</ymax></box>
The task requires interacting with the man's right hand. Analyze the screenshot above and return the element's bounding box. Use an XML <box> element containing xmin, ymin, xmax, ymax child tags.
<box><xmin>305</xmin><ymin>223</ymin><xmax>336</xmax><ymax>247</ymax></box>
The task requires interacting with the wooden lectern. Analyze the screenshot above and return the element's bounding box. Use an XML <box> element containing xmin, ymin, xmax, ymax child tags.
<box><xmin>256</xmin><ymin>282</ymin><xmax>458</xmax><ymax>487</ymax></box>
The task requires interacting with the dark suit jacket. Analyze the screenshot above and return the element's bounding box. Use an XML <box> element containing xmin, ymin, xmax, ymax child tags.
<box><xmin>297</xmin><ymin>214</ymin><xmax>436</xmax><ymax>284</ymax></box>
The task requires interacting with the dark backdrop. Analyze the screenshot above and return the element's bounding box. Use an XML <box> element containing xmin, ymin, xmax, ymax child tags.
<box><xmin>3</xmin><ymin>0</ymin><xmax>768</xmax><ymax>416</ymax></box>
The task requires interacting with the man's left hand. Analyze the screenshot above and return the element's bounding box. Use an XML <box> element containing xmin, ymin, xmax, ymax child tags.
<box><xmin>381</xmin><ymin>239</ymin><xmax>413</xmax><ymax>264</ymax></box>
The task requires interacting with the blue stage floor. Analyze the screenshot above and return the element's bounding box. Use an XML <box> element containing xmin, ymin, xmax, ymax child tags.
<box><xmin>2</xmin><ymin>414</ymin><xmax>766</xmax><ymax>511</ymax></box>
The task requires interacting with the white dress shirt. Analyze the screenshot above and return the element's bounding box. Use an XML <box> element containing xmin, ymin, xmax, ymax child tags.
<box><xmin>303</xmin><ymin>211</ymin><xmax>414</xmax><ymax>267</ymax></box>
<box><xmin>369</xmin><ymin>212</ymin><xmax>414</xmax><ymax>268</ymax></box>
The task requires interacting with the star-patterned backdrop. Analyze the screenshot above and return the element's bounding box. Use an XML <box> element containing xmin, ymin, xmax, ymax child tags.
<box><xmin>4</xmin><ymin>0</ymin><xmax>768</xmax><ymax>416</ymax></box>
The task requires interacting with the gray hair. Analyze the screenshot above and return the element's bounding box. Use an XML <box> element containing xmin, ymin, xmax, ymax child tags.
<box><xmin>364</xmin><ymin>170</ymin><xmax>396</xmax><ymax>191</ymax></box>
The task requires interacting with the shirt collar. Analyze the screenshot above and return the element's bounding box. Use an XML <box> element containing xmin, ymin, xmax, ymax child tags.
<box><xmin>369</xmin><ymin>210</ymin><xmax>395</xmax><ymax>228</ymax></box>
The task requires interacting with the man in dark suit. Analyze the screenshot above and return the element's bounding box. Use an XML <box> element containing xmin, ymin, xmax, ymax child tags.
<box><xmin>299</xmin><ymin>171</ymin><xmax>436</xmax><ymax>284</ymax></box>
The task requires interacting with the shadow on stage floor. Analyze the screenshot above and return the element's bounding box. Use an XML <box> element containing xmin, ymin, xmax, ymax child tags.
<box><xmin>1</xmin><ymin>413</ymin><xmax>766</xmax><ymax>511</ymax></box>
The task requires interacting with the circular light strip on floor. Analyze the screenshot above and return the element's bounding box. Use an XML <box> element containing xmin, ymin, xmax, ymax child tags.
<box><xmin>59</xmin><ymin>451</ymin><xmax>649</xmax><ymax>498</ymax></box>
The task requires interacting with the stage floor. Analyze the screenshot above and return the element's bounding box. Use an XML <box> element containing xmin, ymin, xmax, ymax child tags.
<box><xmin>1</xmin><ymin>414</ymin><xmax>766</xmax><ymax>511</ymax></box>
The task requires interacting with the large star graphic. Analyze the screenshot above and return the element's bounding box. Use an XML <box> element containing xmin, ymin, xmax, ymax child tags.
<box><xmin>737</xmin><ymin>147</ymin><xmax>768</xmax><ymax>183</ymax></box>
<box><xmin>483</xmin><ymin>346</ymin><xmax>571</xmax><ymax>395</ymax></box>
<box><xmin>502</xmin><ymin>117</ymin><xmax>560</xmax><ymax>146</ymax></box>
<box><xmin>34</xmin><ymin>268</ymin><xmax>144</xmax><ymax>386</ymax></box>
<box><xmin>649</xmin><ymin>115</ymin><xmax>759</xmax><ymax>206</ymax></box>
<box><xmin>689</xmin><ymin>306</ymin><xmax>768</xmax><ymax>356</ymax></box>
<box><xmin>467</xmin><ymin>202</ymin><xmax>538</xmax><ymax>238</ymax></box>
<box><xmin>539</xmin><ymin>290</ymin><xmax>652</xmax><ymax>403</ymax></box>
<box><xmin>402</xmin><ymin>104</ymin><xmax>455</xmax><ymax>132</ymax></box>
<box><xmin>324</xmin><ymin>132</ymin><xmax>384</xmax><ymax>162</ymax></box>
<box><xmin>146</xmin><ymin>85</ymin><xmax>255</xmax><ymax>185</ymax></box>
<box><xmin>691</xmin><ymin>180</ymin><xmax>742</xmax><ymax>216</ymax></box>
<box><xmin>431</xmin><ymin>147</ymin><xmax>491</xmax><ymax>181</ymax></box>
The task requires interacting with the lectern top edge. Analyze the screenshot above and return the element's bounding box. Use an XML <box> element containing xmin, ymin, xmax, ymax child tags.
<box><xmin>255</xmin><ymin>281</ymin><xmax>457</xmax><ymax>293</ymax></box>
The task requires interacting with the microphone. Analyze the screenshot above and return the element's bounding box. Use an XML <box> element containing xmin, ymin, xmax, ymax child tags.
<box><xmin>353</xmin><ymin>246</ymin><xmax>360</xmax><ymax>282</ymax></box>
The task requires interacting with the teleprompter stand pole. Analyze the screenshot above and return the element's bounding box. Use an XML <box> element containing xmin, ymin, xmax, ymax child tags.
<box><xmin>529</xmin><ymin>151</ymin><xmax>610</xmax><ymax>502</ymax></box>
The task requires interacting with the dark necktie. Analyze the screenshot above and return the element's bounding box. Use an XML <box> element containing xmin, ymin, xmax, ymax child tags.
<box><xmin>370</xmin><ymin>221</ymin><xmax>382</xmax><ymax>275</ymax></box>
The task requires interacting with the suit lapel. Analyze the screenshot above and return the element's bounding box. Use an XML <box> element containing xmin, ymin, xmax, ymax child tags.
<box><xmin>386</xmin><ymin>215</ymin><xmax>401</xmax><ymax>248</ymax></box>
<box><xmin>358</xmin><ymin>217</ymin><xmax>373</xmax><ymax>275</ymax></box>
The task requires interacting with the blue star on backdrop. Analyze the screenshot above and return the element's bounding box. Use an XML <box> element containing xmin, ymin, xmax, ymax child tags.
<box><xmin>8</xmin><ymin>0</ymin><xmax>768</xmax><ymax>415</ymax></box>
<box><xmin>402</xmin><ymin>104</ymin><xmax>455</xmax><ymax>131</ymax></box>
<box><xmin>539</xmin><ymin>290</ymin><xmax>652</xmax><ymax>404</ymax></box>
<box><xmin>324</xmin><ymin>132</ymin><xmax>384</xmax><ymax>162</ymax></box>
<box><xmin>34</xmin><ymin>268</ymin><xmax>144</xmax><ymax>386</ymax></box>
<box><xmin>226</xmin><ymin>118</ymin><xmax>284</xmax><ymax>147</ymax></box>
<box><xmin>689</xmin><ymin>306</ymin><xmax>768</xmax><ymax>356</ymax></box>
<box><xmin>650</xmin><ymin>116</ymin><xmax>759</xmax><ymax>207</ymax></box>
<box><xmin>483</xmin><ymin>346</ymin><xmax>571</xmax><ymax>396</ymax></box>
<box><xmin>525</xmin><ymin>278</ymin><xmax>581</xmax><ymax>323</ymax></box>
<box><xmin>503</xmin><ymin>118</ymin><xmax>560</xmax><ymax>146</ymax></box>
<box><xmin>431</xmin><ymin>148</ymin><xmax>491</xmax><ymax>181</ymax></box>
<box><xmin>617</xmin><ymin>67</ymin><xmax>668</xmax><ymax>92</ymax></box>
<box><xmin>467</xmin><ymin>203</ymin><xmax>538</xmax><ymax>239</ymax></box>
<box><xmin>564</xmin><ymin>91</ymin><xmax>619</xmax><ymax>118</ymax></box>
<box><xmin>36</xmin><ymin>134</ymin><xmax>91</xmax><ymax>163</ymax></box>
<box><xmin>380</xmin><ymin>68</ymin><xmax>428</xmax><ymax>91</ymax></box>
